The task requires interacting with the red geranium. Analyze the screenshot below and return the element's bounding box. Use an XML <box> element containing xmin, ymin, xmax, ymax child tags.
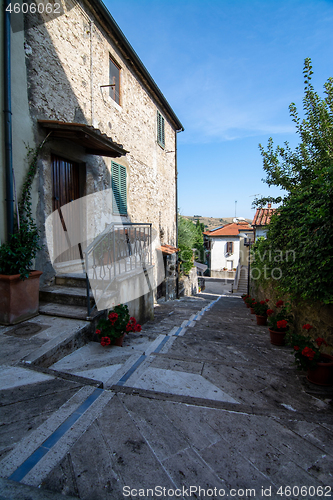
<box><xmin>301</xmin><ymin>346</ymin><xmax>315</xmax><ymax>360</ymax></box>
<box><xmin>135</xmin><ymin>324</ymin><xmax>142</xmax><ymax>332</ymax></box>
<box><xmin>267</xmin><ymin>309</ymin><xmax>274</xmax><ymax>316</ymax></box>
<box><xmin>276</xmin><ymin>300</ymin><xmax>284</xmax><ymax>307</ymax></box>
<box><xmin>294</xmin><ymin>346</ymin><xmax>299</xmax><ymax>351</ymax></box>
<box><xmin>265</xmin><ymin>299</ymin><xmax>269</xmax><ymax>302</ymax></box>
<box><xmin>316</xmin><ymin>337</ymin><xmax>328</xmax><ymax>347</ymax></box>
<box><xmin>101</xmin><ymin>336</ymin><xmax>111</xmax><ymax>346</ymax></box>
<box><xmin>95</xmin><ymin>329</ymin><xmax>101</xmax><ymax>335</ymax></box>
<box><xmin>302</xmin><ymin>324</ymin><xmax>313</xmax><ymax>331</ymax></box>
<box><xmin>260</xmin><ymin>300</ymin><xmax>266</xmax><ymax>305</ymax></box>
<box><xmin>108</xmin><ymin>312</ymin><xmax>118</xmax><ymax>325</ymax></box>
<box><xmin>276</xmin><ymin>319</ymin><xmax>288</xmax><ymax>330</ymax></box>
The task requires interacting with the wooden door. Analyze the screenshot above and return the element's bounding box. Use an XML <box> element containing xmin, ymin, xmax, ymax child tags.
<box><xmin>52</xmin><ymin>155</ymin><xmax>81</xmax><ymax>263</ymax></box>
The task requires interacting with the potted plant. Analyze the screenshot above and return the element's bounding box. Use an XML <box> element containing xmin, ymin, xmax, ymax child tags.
<box><xmin>253</xmin><ymin>299</ymin><xmax>270</xmax><ymax>325</ymax></box>
<box><xmin>241</xmin><ymin>293</ymin><xmax>249</xmax><ymax>302</ymax></box>
<box><xmin>244</xmin><ymin>296</ymin><xmax>253</xmax><ymax>309</ymax></box>
<box><xmin>0</xmin><ymin>149</ymin><xmax>44</xmax><ymax>325</ymax></box>
<box><xmin>95</xmin><ymin>304</ymin><xmax>142</xmax><ymax>347</ymax></box>
<box><xmin>267</xmin><ymin>300</ymin><xmax>292</xmax><ymax>345</ymax></box>
<box><xmin>292</xmin><ymin>325</ymin><xmax>333</xmax><ymax>386</ymax></box>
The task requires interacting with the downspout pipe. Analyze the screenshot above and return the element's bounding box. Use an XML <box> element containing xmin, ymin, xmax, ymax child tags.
<box><xmin>175</xmin><ymin>130</ymin><xmax>180</xmax><ymax>299</ymax></box>
<box><xmin>4</xmin><ymin>1</ymin><xmax>14</xmax><ymax>240</ymax></box>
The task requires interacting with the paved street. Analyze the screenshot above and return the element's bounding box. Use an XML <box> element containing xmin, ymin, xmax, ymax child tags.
<box><xmin>0</xmin><ymin>281</ymin><xmax>332</xmax><ymax>500</ymax></box>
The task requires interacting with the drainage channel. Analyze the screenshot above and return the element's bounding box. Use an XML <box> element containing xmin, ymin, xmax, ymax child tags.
<box><xmin>8</xmin><ymin>296</ymin><xmax>221</xmax><ymax>483</ymax></box>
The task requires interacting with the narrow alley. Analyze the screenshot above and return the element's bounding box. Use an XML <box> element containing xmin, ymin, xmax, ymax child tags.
<box><xmin>0</xmin><ymin>281</ymin><xmax>332</xmax><ymax>500</ymax></box>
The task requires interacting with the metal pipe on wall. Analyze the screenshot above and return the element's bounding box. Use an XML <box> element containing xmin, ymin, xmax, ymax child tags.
<box><xmin>4</xmin><ymin>1</ymin><xmax>14</xmax><ymax>240</ymax></box>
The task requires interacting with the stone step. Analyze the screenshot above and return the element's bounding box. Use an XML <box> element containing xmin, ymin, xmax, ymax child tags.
<box><xmin>39</xmin><ymin>302</ymin><xmax>103</xmax><ymax>322</ymax></box>
<box><xmin>40</xmin><ymin>285</ymin><xmax>94</xmax><ymax>308</ymax></box>
<box><xmin>55</xmin><ymin>273</ymin><xmax>87</xmax><ymax>288</ymax></box>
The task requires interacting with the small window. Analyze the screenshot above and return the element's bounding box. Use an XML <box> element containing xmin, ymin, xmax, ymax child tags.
<box><xmin>109</xmin><ymin>58</ymin><xmax>120</xmax><ymax>104</ymax></box>
<box><xmin>112</xmin><ymin>161</ymin><xmax>127</xmax><ymax>215</ymax></box>
<box><xmin>226</xmin><ymin>241</ymin><xmax>234</xmax><ymax>254</ymax></box>
<box><xmin>157</xmin><ymin>110</ymin><xmax>165</xmax><ymax>148</ymax></box>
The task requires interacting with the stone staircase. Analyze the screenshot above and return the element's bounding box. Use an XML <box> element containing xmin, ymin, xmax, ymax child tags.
<box><xmin>39</xmin><ymin>274</ymin><xmax>101</xmax><ymax>321</ymax></box>
<box><xmin>234</xmin><ymin>266</ymin><xmax>248</xmax><ymax>294</ymax></box>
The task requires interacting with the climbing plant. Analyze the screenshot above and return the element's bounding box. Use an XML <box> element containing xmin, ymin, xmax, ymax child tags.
<box><xmin>0</xmin><ymin>135</ymin><xmax>50</xmax><ymax>278</ymax></box>
<box><xmin>252</xmin><ymin>58</ymin><xmax>333</xmax><ymax>304</ymax></box>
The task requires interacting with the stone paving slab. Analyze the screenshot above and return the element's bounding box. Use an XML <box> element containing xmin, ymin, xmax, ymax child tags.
<box><xmin>1</xmin><ymin>289</ymin><xmax>333</xmax><ymax>499</ymax></box>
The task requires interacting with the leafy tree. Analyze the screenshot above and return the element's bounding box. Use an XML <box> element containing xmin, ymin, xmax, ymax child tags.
<box><xmin>252</xmin><ymin>58</ymin><xmax>333</xmax><ymax>304</ymax></box>
<box><xmin>178</xmin><ymin>215</ymin><xmax>205</xmax><ymax>274</ymax></box>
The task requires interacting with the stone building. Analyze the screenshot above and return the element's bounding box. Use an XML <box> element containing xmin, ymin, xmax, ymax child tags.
<box><xmin>1</xmin><ymin>0</ymin><xmax>183</xmax><ymax>321</ymax></box>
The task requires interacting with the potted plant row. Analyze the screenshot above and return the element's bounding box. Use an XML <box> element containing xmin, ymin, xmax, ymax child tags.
<box><xmin>95</xmin><ymin>304</ymin><xmax>142</xmax><ymax>347</ymax></box>
<box><xmin>291</xmin><ymin>325</ymin><xmax>333</xmax><ymax>386</ymax></box>
<box><xmin>266</xmin><ymin>300</ymin><xmax>292</xmax><ymax>346</ymax></box>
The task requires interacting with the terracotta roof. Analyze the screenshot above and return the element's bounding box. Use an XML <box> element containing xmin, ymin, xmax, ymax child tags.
<box><xmin>204</xmin><ymin>222</ymin><xmax>253</xmax><ymax>237</ymax></box>
<box><xmin>252</xmin><ymin>208</ymin><xmax>276</xmax><ymax>227</ymax></box>
<box><xmin>159</xmin><ymin>244</ymin><xmax>179</xmax><ymax>255</ymax></box>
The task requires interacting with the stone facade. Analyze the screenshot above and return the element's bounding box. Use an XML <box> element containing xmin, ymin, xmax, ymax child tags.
<box><xmin>5</xmin><ymin>0</ymin><xmax>183</xmax><ymax>308</ymax></box>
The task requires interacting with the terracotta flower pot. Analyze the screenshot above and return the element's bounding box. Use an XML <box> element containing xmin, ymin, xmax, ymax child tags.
<box><xmin>246</xmin><ymin>303</ymin><xmax>250</xmax><ymax>308</ymax></box>
<box><xmin>256</xmin><ymin>315</ymin><xmax>267</xmax><ymax>326</ymax></box>
<box><xmin>0</xmin><ymin>271</ymin><xmax>42</xmax><ymax>325</ymax></box>
<box><xmin>269</xmin><ymin>328</ymin><xmax>287</xmax><ymax>346</ymax></box>
<box><xmin>307</xmin><ymin>354</ymin><xmax>333</xmax><ymax>386</ymax></box>
<box><xmin>114</xmin><ymin>333</ymin><xmax>125</xmax><ymax>347</ymax></box>
<box><xmin>250</xmin><ymin>307</ymin><xmax>255</xmax><ymax>314</ymax></box>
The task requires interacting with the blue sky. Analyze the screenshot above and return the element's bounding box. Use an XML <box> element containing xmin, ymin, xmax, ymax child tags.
<box><xmin>105</xmin><ymin>0</ymin><xmax>333</xmax><ymax>219</ymax></box>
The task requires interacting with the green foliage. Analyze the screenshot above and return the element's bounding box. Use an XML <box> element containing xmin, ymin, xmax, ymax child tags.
<box><xmin>0</xmin><ymin>137</ymin><xmax>49</xmax><ymax>279</ymax></box>
<box><xmin>252</xmin><ymin>58</ymin><xmax>333</xmax><ymax>304</ymax></box>
<box><xmin>178</xmin><ymin>215</ymin><xmax>206</xmax><ymax>274</ymax></box>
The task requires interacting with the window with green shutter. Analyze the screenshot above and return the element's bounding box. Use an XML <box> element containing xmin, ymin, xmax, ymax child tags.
<box><xmin>157</xmin><ymin>110</ymin><xmax>165</xmax><ymax>148</ymax></box>
<box><xmin>111</xmin><ymin>161</ymin><xmax>127</xmax><ymax>215</ymax></box>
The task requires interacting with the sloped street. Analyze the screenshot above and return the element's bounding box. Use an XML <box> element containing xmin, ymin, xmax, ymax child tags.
<box><xmin>0</xmin><ymin>281</ymin><xmax>332</xmax><ymax>500</ymax></box>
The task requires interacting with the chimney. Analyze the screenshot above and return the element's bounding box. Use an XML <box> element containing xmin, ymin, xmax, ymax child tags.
<box><xmin>267</xmin><ymin>203</ymin><xmax>271</xmax><ymax>208</ymax></box>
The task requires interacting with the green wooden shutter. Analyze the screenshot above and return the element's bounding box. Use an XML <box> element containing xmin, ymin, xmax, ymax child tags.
<box><xmin>112</xmin><ymin>162</ymin><xmax>127</xmax><ymax>215</ymax></box>
<box><xmin>157</xmin><ymin>110</ymin><xmax>165</xmax><ymax>148</ymax></box>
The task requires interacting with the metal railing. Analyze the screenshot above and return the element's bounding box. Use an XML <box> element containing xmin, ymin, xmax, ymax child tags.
<box><xmin>233</xmin><ymin>258</ymin><xmax>241</xmax><ymax>292</ymax></box>
<box><xmin>84</xmin><ymin>222</ymin><xmax>152</xmax><ymax>316</ymax></box>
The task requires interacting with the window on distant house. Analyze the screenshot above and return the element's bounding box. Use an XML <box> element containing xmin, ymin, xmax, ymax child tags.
<box><xmin>227</xmin><ymin>260</ymin><xmax>233</xmax><ymax>270</ymax></box>
<box><xmin>109</xmin><ymin>57</ymin><xmax>120</xmax><ymax>104</ymax></box>
<box><xmin>226</xmin><ymin>241</ymin><xmax>234</xmax><ymax>254</ymax></box>
<box><xmin>157</xmin><ymin>110</ymin><xmax>165</xmax><ymax>148</ymax></box>
<box><xmin>112</xmin><ymin>161</ymin><xmax>127</xmax><ymax>215</ymax></box>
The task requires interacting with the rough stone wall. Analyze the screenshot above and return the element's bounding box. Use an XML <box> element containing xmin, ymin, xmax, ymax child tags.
<box><xmin>23</xmin><ymin>0</ymin><xmax>178</xmax><ymax>282</ymax></box>
<box><xmin>179</xmin><ymin>267</ymin><xmax>198</xmax><ymax>297</ymax></box>
<box><xmin>251</xmin><ymin>281</ymin><xmax>333</xmax><ymax>355</ymax></box>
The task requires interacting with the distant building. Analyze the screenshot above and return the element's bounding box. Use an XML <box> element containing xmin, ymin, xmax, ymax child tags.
<box><xmin>204</xmin><ymin>220</ymin><xmax>253</xmax><ymax>277</ymax></box>
<box><xmin>252</xmin><ymin>204</ymin><xmax>276</xmax><ymax>241</ymax></box>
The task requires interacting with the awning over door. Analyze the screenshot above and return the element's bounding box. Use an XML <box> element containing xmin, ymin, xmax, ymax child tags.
<box><xmin>38</xmin><ymin>120</ymin><xmax>128</xmax><ymax>157</ymax></box>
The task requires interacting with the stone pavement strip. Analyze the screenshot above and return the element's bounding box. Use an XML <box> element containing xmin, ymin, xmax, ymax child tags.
<box><xmin>0</xmin><ymin>287</ymin><xmax>332</xmax><ymax>500</ymax></box>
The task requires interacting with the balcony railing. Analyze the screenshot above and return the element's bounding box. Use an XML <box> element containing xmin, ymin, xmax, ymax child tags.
<box><xmin>84</xmin><ymin>222</ymin><xmax>152</xmax><ymax>316</ymax></box>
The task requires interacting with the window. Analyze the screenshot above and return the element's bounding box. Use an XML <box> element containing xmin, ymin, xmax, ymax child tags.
<box><xmin>109</xmin><ymin>57</ymin><xmax>120</xmax><ymax>104</ymax></box>
<box><xmin>112</xmin><ymin>161</ymin><xmax>127</xmax><ymax>215</ymax></box>
<box><xmin>227</xmin><ymin>260</ymin><xmax>233</xmax><ymax>270</ymax></box>
<box><xmin>226</xmin><ymin>241</ymin><xmax>234</xmax><ymax>254</ymax></box>
<box><xmin>157</xmin><ymin>110</ymin><xmax>165</xmax><ymax>148</ymax></box>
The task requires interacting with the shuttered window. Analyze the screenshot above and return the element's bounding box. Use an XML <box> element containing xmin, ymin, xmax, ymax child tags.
<box><xmin>112</xmin><ymin>162</ymin><xmax>127</xmax><ymax>215</ymax></box>
<box><xmin>157</xmin><ymin>110</ymin><xmax>165</xmax><ymax>148</ymax></box>
<box><xmin>226</xmin><ymin>241</ymin><xmax>234</xmax><ymax>254</ymax></box>
<box><xmin>109</xmin><ymin>57</ymin><xmax>120</xmax><ymax>104</ymax></box>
